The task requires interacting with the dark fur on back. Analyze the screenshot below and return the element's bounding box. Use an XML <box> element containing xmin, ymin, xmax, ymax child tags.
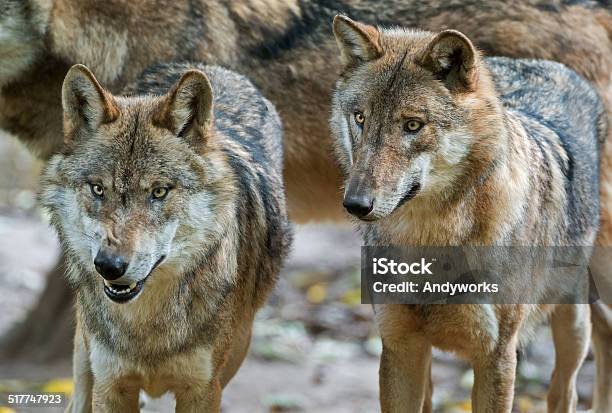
<box><xmin>488</xmin><ymin>57</ymin><xmax>604</xmax><ymax>244</ymax></box>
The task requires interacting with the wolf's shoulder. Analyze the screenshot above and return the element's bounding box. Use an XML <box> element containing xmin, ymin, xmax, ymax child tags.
<box><xmin>487</xmin><ymin>56</ymin><xmax>607</xmax><ymax>164</ymax></box>
<box><xmin>486</xmin><ymin>57</ymin><xmax>602</xmax><ymax>106</ymax></box>
<box><xmin>488</xmin><ymin>57</ymin><xmax>603</xmax><ymax>237</ymax></box>
<box><xmin>487</xmin><ymin>57</ymin><xmax>606</xmax><ymax>144</ymax></box>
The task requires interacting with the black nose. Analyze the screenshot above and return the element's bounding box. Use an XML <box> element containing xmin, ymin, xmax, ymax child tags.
<box><xmin>94</xmin><ymin>249</ymin><xmax>128</xmax><ymax>280</ymax></box>
<box><xmin>343</xmin><ymin>193</ymin><xmax>374</xmax><ymax>218</ymax></box>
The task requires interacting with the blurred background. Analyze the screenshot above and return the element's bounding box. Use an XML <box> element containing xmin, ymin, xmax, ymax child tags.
<box><xmin>0</xmin><ymin>130</ymin><xmax>597</xmax><ymax>412</ymax></box>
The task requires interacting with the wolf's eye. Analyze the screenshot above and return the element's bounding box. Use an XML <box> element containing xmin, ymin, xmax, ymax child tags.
<box><xmin>151</xmin><ymin>187</ymin><xmax>169</xmax><ymax>200</ymax></box>
<box><xmin>405</xmin><ymin>120</ymin><xmax>423</xmax><ymax>133</ymax></box>
<box><xmin>90</xmin><ymin>183</ymin><xmax>104</xmax><ymax>198</ymax></box>
<box><xmin>354</xmin><ymin>112</ymin><xmax>365</xmax><ymax>126</ymax></box>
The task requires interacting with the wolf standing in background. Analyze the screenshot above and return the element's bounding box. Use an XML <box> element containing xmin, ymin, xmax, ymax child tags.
<box><xmin>330</xmin><ymin>15</ymin><xmax>606</xmax><ymax>412</ymax></box>
<box><xmin>1</xmin><ymin>0</ymin><xmax>610</xmax><ymax>223</ymax></box>
<box><xmin>39</xmin><ymin>62</ymin><xmax>291</xmax><ymax>412</ymax></box>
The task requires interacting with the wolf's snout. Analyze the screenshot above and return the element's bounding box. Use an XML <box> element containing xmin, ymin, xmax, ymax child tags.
<box><xmin>94</xmin><ymin>249</ymin><xmax>129</xmax><ymax>280</ymax></box>
<box><xmin>343</xmin><ymin>192</ymin><xmax>374</xmax><ymax>218</ymax></box>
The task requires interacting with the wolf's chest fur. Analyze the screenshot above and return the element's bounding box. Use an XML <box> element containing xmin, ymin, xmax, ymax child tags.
<box><xmin>76</xmin><ymin>262</ymin><xmax>231</xmax><ymax>363</ymax></box>
<box><xmin>88</xmin><ymin>337</ymin><xmax>214</xmax><ymax>398</ymax></box>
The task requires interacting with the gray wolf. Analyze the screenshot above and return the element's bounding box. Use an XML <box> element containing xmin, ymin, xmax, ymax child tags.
<box><xmin>330</xmin><ymin>14</ymin><xmax>606</xmax><ymax>412</ymax></box>
<box><xmin>39</xmin><ymin>62</ymin><xmax>291</xmax><ymax>412</ymax></box>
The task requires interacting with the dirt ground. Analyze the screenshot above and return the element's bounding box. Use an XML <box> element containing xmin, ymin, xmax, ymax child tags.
<box><xmin>0</xmin><ymin>134</ymin><xmax>598</xmax><ymax>412</ymax></box>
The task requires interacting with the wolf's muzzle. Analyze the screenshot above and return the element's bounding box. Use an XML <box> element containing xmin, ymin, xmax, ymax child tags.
<box><xmin>103</xmin><ymin>255</ymin><xmax>166</xmax><ymax>304</ymax></box>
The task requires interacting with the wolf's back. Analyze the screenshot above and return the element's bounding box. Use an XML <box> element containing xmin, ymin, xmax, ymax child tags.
<box><xmin>488</xmin><ymin>57</ymin><xmax>607</xmax><ymax>148</ymax></box>
<box><xmin>488</xmin><ymin>57</ymin><xmax>605</xmax><ymax>242</ymax></box>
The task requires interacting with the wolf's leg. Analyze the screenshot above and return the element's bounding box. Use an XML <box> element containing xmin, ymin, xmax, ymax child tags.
<box><xmin>590</xmin><ymin>302</ymin><xmax>612</xmax><ymax>413</ymax></box>
<box><xmin>546</xmin><ymin>304</ymin><xmax>590</xmax><ymax>413</ymax></box>
<box><xmin>69</xmin><ymin>325</ymin><xmax>93</xmax><ymax>413</ymax></box>
<box><xmin>422</xmin><ymin>358</ymin><xmax>433</xmax><ymax>413</ymax></box>
<box><xmin>220</xmin><ymin>322</ymin><xmax>252</xmax><ymax>387</ymax></box>
<box><xmin>91</xmin><ymin>382</ymin><xmax>139</xmax><ymax>413</ymax></box>
<box><xmin>471</xmin><ymin>337</ymin><xmax>517</xmax><ymax>413</ymax></box>
<box><xmin>175</xmin><ymin>379</ymin><xmax>221</xmax><ymax>413</ymax></box>
<box><xmin>379</xmin><ymin>335</ymin><xmax>432</xmax><ymax>413</ymax></box>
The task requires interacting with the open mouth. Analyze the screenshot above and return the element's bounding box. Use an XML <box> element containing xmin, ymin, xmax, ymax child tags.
<box><xmin>395</xmin><ymin>182</ymin><xmax>422</xmax><ymax>210</ymax></box>
<box><xmin>103</xmin><ymin>255</ymin><xmax>166</xmax><ymax>304</ymax></box>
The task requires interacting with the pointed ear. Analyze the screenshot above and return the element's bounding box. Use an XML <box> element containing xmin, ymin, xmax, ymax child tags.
<box><xmin>156</xmin><ymin>70</ymin><xmax>213</xmax><ymax>144</ymax></box>
<box><xmin>62</xmin><ymin>64</ymin><xmax>119</xmax><ymax>141</ymax></box>
<box><xmin>333</xmin><ymin>14</ymin><xmax>383</xmax><ymax>67</ymax></box>
<box><xmin>422</xmin><ymin>30</ymin><xmax>479</xmax><ymax>92</ymax></box>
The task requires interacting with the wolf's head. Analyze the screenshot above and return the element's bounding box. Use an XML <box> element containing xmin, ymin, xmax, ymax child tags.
<box><xmin>331</xmin><ymin>16</ymin><xmax>503</xmax><ymax>221</ymax></box>
<box><xmin>41</xmin><ymin>64</ymin><xmax>229</xmax><ymax>304</ymax></box>
<box><xmin>0</xmin><ymin>0</ymin><xmax>49</xmax><ymax>88</ymax></box>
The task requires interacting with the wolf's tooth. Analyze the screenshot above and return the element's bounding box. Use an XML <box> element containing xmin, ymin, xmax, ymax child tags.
<box><xmin>104</xmin><ymin>280</ymin><xmax>112</xmax><ymax>287</ymax></box>
<box><xmin>129</xmin><ymin>283</ymin><xmax>137</xmax><ymax>289</ymax></box>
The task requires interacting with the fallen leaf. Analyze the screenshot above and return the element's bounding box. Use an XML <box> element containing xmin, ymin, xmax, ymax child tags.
<box><xmin>42</xmin><ymin>378</ymin><xmax>74</xmax><ymax>395</ymax></box>
<box><xmin>306</xmin><ymin>283</ymin><xmax>327</xmax><ymax>304</ymax></box>
<box><xmin>517</xmin><ymin>396</ymin><xmax>535</xmax><ymax>413</ymax></box>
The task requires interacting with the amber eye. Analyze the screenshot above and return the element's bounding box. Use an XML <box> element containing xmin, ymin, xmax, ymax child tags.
<box><xmin>90</xmin><ymin>183</ymin><xmax>104</xmax><ymax>198</ymax></box>
<box><xmin>354</xmin><ymin>112</ymin><xmax>365</xmax><ymax>126</ymax></box>
<box><xmin>405</xmin><ymin>120</ymin><xmax>423</xmax><ymax>133</ymax></box>
<box><xmin>151</xmin><ymin>187</ymin><xmax>169</xmax><ymax>200</ymax></box>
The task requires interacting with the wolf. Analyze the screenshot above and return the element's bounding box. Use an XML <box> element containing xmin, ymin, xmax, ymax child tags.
<box><xmin>330</xmin><ymin>15</ymin><xmax>607</xmax><ymax>412</ymax></box>
<box><xmin>39</xmin><ymin>62</ymin><xmax>291</xmax><ymax>412</ymax></box>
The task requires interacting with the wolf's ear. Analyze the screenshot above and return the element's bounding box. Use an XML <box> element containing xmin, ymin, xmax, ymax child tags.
<box><xmin>157</xmin><ymin>70</ymin><xmax>213</xmax><ymax>144</ymax></box>
<box><xmin>62</xmin><ymin>64</ymin><xmax>119</xmax><ymax>141</ymax></box>
<box><xmin>422</xmin><ymin>30</ymin><xmax>478</xmax><ymax>92</ymax></box>
<box><xmin>333</xmin><ymin>15</ymin><xmax>382</xmax><ymax>67</ymax></box>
